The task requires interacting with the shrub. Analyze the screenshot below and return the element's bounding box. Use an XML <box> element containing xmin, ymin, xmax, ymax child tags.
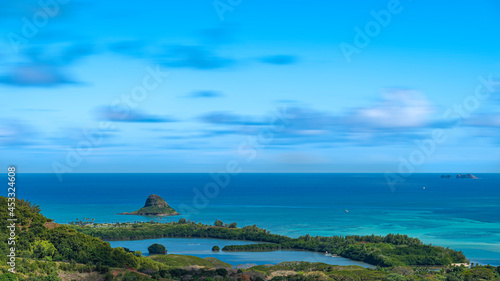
<box><xmin>216</xmin><ymin>268</ymin><xmax>228</xmax><ymax>277</ymax></box>
<box><xmin>147</xmin><ymin>243</ymin><xmax>166</xmax><ymax>255</ymax></box>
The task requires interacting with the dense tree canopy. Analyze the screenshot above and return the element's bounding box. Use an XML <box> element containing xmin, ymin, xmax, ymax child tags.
<box><xmin>147</xmin><ymin>243</ymin><xmax>167</xmax><ymax>255</ymax></box>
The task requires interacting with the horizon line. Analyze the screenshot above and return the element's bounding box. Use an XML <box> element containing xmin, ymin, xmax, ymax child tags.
<box><xmin>3</xmin><ymin>172</ymin><xmax>497</xmax><ymax>174</ymax></box>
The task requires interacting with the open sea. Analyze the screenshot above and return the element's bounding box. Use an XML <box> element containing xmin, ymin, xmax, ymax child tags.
<box><xmin>15</xmin><ymin>173</ymin><xmax>500</xmax><ymax>266</ymax></box>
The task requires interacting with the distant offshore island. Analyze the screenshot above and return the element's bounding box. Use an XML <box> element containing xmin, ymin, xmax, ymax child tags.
<box><xmin>118</xmin><ymin>194</ymin><xmax>179</xmax><ymax>216</ymax></box>
<box><xmin>441</xmin><ymin>174</ymin><xmax>479</xmax><ymax>179</ymax></box>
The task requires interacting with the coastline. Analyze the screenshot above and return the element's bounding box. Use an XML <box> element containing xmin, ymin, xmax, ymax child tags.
<box><xmin>15</xmin><ymin>173</ymin><xmax>500</xmax><ymax>267</ymax></box>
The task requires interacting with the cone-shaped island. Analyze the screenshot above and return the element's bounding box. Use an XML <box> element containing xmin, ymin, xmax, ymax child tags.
<box><xmin>118</xmin><ymin>194</ymin><xmax>179</xmax><ymax>216</ymax></box>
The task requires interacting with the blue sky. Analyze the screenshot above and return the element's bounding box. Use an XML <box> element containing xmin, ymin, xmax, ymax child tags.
<box><xmin>1</xmin><ymin>0</ymin><xmax>499</xmax><ymax>174</ymax></box>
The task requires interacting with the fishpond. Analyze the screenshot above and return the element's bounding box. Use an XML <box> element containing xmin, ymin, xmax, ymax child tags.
<box><xmin>108</xmin><ymin>238</ymin><xmax>375</xmax><ymax>268</ymax></box>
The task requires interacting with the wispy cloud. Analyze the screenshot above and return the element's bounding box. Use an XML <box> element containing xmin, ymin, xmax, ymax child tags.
<box><xmin>159</xmin><ymin>45</ymin><xmax>234</xmax><ymax>70</ymax></box>
<box><xmin>187</xmin><ymin>90</ymin><xmax>224</xmax><ymax>98</ymax></box>
<box><xmin>465</xmin><ymin>114</ymin><xmax>500</xmax><ymax>127</ymax></box>
<box><xmin>344</xmin><ymin>89</ymin><xmax>433</xmax><ymax>129</ymax></box>
<box><xmin>260</xmin><ymin>55</ymin><xmax>298</xmax><ymax>65</ymax></box>
<box><xmin>0</xmin><ymin>64</ymin><xmax>77</xmax><ymax>87</ymax></box>
<box><xmin>95</xmin><ymin>106</ymin><xmax>176</xmax><ymax>123</ymax></box>
<box><xmin>0</xmin><ymin>120</ymin><xmax>36</xmax><ymax>146</ymax></box>
<box><xmin>195</xmin><ymin>90</ymin><xmax>436</xmax><ymax>146</ymax></box>
<box><xmin>199</xmin><ymin>26</ymin><xmax>236</xmax><ymax>45</ymax></box>
<box><xmin>19</xmin><ymin>43</ymin><xmax>97</xmax><ymax>67</ymax></box>
<box><xmin>58</xmin><ymin>43</ymin><xmax>96</xmax><ymax>65</ymax></box>
<box><xmin>46</xmin><ymin>126</ymin><xmax>117</xmax><ymax>148</ymax></box>
<box><xmin>199</xmin><ymin>111</ymin><xmax>266</xmax><ymax>126</ymax></box>
<box><xmin>105</xmin><ymin>25</ymin><xmax>298</xmax><ymax>71</ymax></box>
<box><xmin>0</xmin><ymin>42</ymin><xmax>97</xmax><ymax>87</ymax></box>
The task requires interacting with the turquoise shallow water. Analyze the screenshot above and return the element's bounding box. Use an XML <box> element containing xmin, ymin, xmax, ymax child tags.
<box><xmin>16</xmin><ymin>173</ymin><xmax>500</xmax><ymax>266</ymax></box>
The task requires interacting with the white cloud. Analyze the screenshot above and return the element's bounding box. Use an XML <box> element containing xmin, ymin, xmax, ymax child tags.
<box><xmin>349</xmin><ymin>89</ymin><xmax>433</xmax><ymax>129</ymax></box>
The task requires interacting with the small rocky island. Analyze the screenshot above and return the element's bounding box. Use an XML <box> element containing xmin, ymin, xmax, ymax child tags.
<box><xmin>118</xmin><ymin>194</ymin><xmax>179</xmax><ymax>216</ymax></box>
<box><xmin>440</xmin><ymin>174</ymin><xmax>478</xmax><ymax>179</ymax></box>
<box><xmin>456</xmin><ymin>174</ymin><xmax>478</xmax><ymax>179</ymax></box>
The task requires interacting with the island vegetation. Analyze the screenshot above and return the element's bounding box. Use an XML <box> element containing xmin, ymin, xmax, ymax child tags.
<box><xmin>2</xmin><ymin>196</ymin><xmax>499</xmax><ymax>281</ymax></box>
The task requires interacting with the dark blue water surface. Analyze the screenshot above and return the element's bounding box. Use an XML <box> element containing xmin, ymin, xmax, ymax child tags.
<box><xmin>14</xmin><ymin>173</ymin><xmax>500</xmax><ymax>266</ymax></box>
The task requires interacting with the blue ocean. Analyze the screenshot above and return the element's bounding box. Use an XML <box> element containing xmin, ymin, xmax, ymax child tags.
<box><xmin>15</xmin><ymin>173</ymin><xmax>500</xmax><ymax>266</ymax></box>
